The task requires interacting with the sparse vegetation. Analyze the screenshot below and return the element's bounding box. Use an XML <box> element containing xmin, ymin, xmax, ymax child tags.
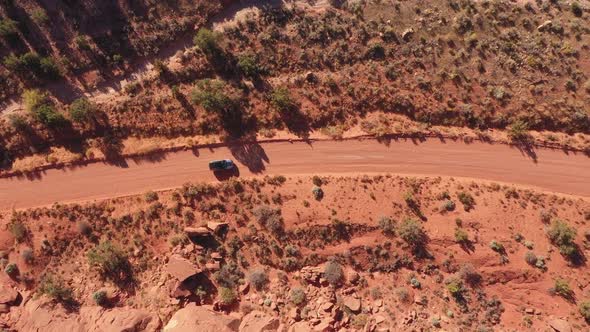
<box><xmin>457</xmin><ymin>192</ymin><xmax>475</xmax><ymax>211</ymax></box>
<box><xmin>398</xmin><ymin>218</ymin><xmax>427</xmax><ymax>250</ymax></box>
<box><xmin>324</xmin><ymin>260</ymin><xmax>343</xmax><ymax>286</ymax></box>
<box><xmin>552</xmin><ymin>279</ymin><xmax>574</xmax><ymax>301</ymax></box>
<box><xmin>87</xmin><ymin>241</ymin><xmax>130</xmax><ymax>281</ymax></box>
<box><xmin>290</xmin><ymin>287</ymin><xmax>306</xmax><ymax>305</ymax></box>
<box><xmin>547</xmin><ymin>219</ymin><xmax>581</xmax><ymax>262</ymax></box>
<box><xmin>218</xmin><ymin>287</ymin><xmax>237</xmax><ymax>305</ymax></box>
<box><xmin>39</xmin><ymin>274</ymin><xmax>73</xmax><ymax>303</ymax></box>
<box><xmin>248</xmin><ymin>268</ymin><xmax>268</xmax><ymax>291</ymax></box>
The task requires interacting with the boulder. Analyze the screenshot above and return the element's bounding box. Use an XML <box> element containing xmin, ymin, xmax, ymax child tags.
<box><xmin>239</xmin><ymin>283</ymin><xmax>250</xmax><ymax>295</ymax></box>
<box><xmin>537</xmin><ymin>20</ymin><xmax>552</xmax><ymax>32</ymax></box>
<box><xmin>288</xmin><ymin>322</ymin><xmax>313</xmax><ymax>332</ymax></box>
<box><xmin>184</xmin><ymin>227</ymin><xmax>210</xmax><ymax>236</ymax></box>
<box><xmin>347</xmin><ymin>271</ymin><xmax>360</xmax><ymax>285</ymax></box>
<box><xmin>343</xmin><ymin>297</ymin><xmax>361</xmax><ymax>313</ymax></box>
<box><xmin>165</xmin><ymin>255</ymin><xmax>201</xmax><ymax>282</ymax></box>
<box><xmin>313</xmin><ymin>318</ymin><xmax>334</xmax><ymax>332</ymax></box>
<box><xmin>207</xmin><ymin>221</ymin><xmax>228</xmax><ymax>235</ymax></box>
<box><xmin>239</xmin><ymin>311</ymin><xmax>279</xmax><ymax>332</ymax></box>
<box><xmin>82</xmin><ymin>307</ymin><xmax>161</xmax><ymax>332</ymax></box>
<box><xmin>164</xmin><ymin>304</ymin><xmax>240</xmax><ymax>332</ymax></box>
<box><xmin>548</xmin><ymin>318</ymin><xmax>572</xmax><ymax>332</ymax></box>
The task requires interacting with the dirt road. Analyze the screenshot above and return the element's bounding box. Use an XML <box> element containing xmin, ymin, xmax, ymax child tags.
<box><xmin>1</xmin><ymin>139</ymin><xmax>588</xmax><ymax>209</ymax></box>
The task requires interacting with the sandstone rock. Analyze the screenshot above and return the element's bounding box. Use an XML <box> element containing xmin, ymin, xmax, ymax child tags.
<box><xmin>206</xmin><ymin>261</ymin><xmax>220</xmax><ymax>272</ymax></box>
<box><xmin>289</xmin><ymin>321</ymin><xmax>313</xmax><ymax>332</ymax></box>
<box><xmin>165</xmin><ymin>255</ymin><xmax>201</xmax><ymax>282</ymax></box>
<box><xmin>0</xmin><ymin>285</ymin><xmax>19</xmax><ymax>304</ymax></box>
<box><xmin>184</xmin><ymin>227</ymin><xmax>210</xmax><ymax>236</ymax></box>
<box><xmin>82</xmin><ymin>307</ymin><xmax>161</xmax><ymax>332</ymax></box>
<box><xmin>525</xmin><ymin>308</ymin><xmax>534</xmax><ymax>314</ymax></box>
<box><xmin>320</xmin><ymin>302</ymin><xmax>334</xmax><ymax>312</ymax></box>
<box><xmin>537</xmin><ymin>20</ymin><xmax>552</xmax><ymax>32</ymax></box>
<box><xmin>373</xmin><ymin>315</ymin><xmax>386</xmax><ymax>324</ymax></box>
<box><xmin>170</xmin><ymin>280</ymin><xmax>192</xmax><ymax>298</ymax></box>
<box><xmin>343</xmin><ymin>297</ymin><xmax>361</xmax><ymax>313</ymax></box>
<box><xmin>548</xmin><ymin>318</ymin><xmax>572</xmax><ymax>332</ymax></box>
<box><xmin>207</xmin><ymin>221</ymin><xmax>228</xmax><ymax>234</ymax></box>
<box><xmin>239</xmin><ymin>311</ymin><xmax>279</xmax><ymax>332</ymax></box>
<box><xmin>211</xmin><ymin>252</ymin><xmax>223</xmax><ymax>261</ymax></box>
<box><xmin>164</xmin><ymin>303</ymin><xmax>240</xmax><ymax>332</ymax></box>
<box><xmin>289</xmin><ymin>307</ymin><xmax>301</xmax><ymax>321</ymax></box>
<box><xmin>313</xmin><ymin>318</ymin><xmax>334</xmax><ymax>331</ymax></box>
<box><xmin>239</xmin><ymin>283</ymin><xmax>250</xmax><ymax>295</ymax></box>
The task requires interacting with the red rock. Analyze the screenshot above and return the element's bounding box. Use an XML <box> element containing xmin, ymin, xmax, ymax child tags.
<box><xmin>0</xmin><ymin>285</ymin><xmax>19</xmax><ymax>304</ymax></box>
<box><xmin>343</xmin><ymin>297</ymin><xmax>361</xmax><ymax>313</ymax></box>
<box><xmin>239</xmin><ymin>311</ymin><xmax>279</xmax><ymax>332</ymax></box>
<box><xmin>239</xmin><ymin>283</ymin><xmax>250</xmax><ymax>295</ymax></box>
<box><xmin>184</xmin><ymin>227</ymin><xmax>210</xmax><ymax>236</ymax></box>
<box><xmin>548</xmin><ymin>318</ymin><xmax>572</xmax><ymax>332</ymax></box>
<box><xmin>205</xmin><ymin>261</ymin><xmax>220</xmax><ymax>271</ymax></box>
<box><xmin>165</xmin><ymin>255</ymin><xmax>201</xmax><ymax>282</ymax></box>
<box><xmin>207</xmin><ymin>221</ymin><xmax>228</xmax><ymax>234</ymax></box>
<box><xmin>163</xmin><ymin>303</ymin><xmax>240</xmax><ymax>331</ymax></box>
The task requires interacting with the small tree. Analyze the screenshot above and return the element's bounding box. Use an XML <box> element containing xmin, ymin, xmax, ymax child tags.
<box><xmin>378</xmin><ymin>216</ymin><xmax>395</xmax><ymax>236</ymax></box>
<box><xmin>194</xmin><ymin>28</ymin><xmax>221</xmax><ymax>56</ymax></box>
<box><xmin>454</xmin><ymin>228</ymin><xmax>469</xmax><ymax>244</ymax></box>
<box><xmin>8</xmin><ymin>219</ymin><xmax>28</xmax><ymax>243</ymax></box>
<box><xmin>270</xmin><ymin>87</ymin><xmax>295</xmax><ymax>113</ymax></box>
<box><xmin>323</xmin><ymin>260</ymin><xmax>343</xmax><ymax>286</ymax></box>
<box><xmin>547</xmin><ymin>219</ymin><xmax>580</xmax><ymax>261</ymax></box>
<box><xmin>580</xmin><ymin>301</ymin><xmax>590</xmax><ymax>322</ymax></box>
<box><xmin>69</xmin><ymin>98</ymin><xmax>96</xmax><ymax>125</ymax></box>
<box><xmin>93</xmin><ymin>290</ymin><xmax>107</xmax><ymax>306</ymax></box>
<box><xmin>237</xmin><ymin>54</ymin><xmax>260</xmax><ymax>78</ymax></box>
<box><xmin>457</xmin><ymin>192</ymin><xmax>475</xmax><ymax>211</ymax></box>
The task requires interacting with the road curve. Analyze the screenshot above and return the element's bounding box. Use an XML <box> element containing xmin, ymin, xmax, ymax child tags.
<box><xmin>1</xmin><ymin>139</ymin><xmax>589</xmax><ymax>209</ymax></box>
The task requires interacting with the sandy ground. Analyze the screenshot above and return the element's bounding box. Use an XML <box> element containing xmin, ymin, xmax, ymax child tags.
<box><xmin>1</xmin><ymin>138</ymin><xmax>589</xmax><ymax>210</ymax></box>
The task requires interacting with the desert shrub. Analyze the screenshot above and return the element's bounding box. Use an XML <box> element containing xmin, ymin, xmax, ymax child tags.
<box><xmin>77</xmin><ymin>221</ymin><xmax>92</xmax><ymax>236</ymax></box>
<box><xmin>446</xmin><ymin>277</ymin><xmax>465</xmax><ymax>299</ymax></box>
<box><xmin>33</xmin><ymin>104</ymin><xmax>66</xmax><ymax>127</ymax></box>
<box><xmin>39</xmin><ymin>274</ymin><xmax>73</xmax><ymax>302</ymax></box>
<box><xmin>378</xmin><ymin>216</ymin><xmax>395</xmax><ymax>236</ymax></box>
<box><xmin>93</xmin><ymin>290</ymin><xmax>107</xmax><ymax>306</ymax></box>
<box><xmin>252</xmin><ymin>205</ymin><xmax>284</xmax><ymax>235</ymax></box>
<box><xmin>312</xmin><ymin>186</ymin><xmax>324</xmax><ymax>200</ymax></box>
<box><xmin>547</xmin><ymin>219</ymin><xmax>580</xmax><ymax>261</ymax></box>
<box><xmin>454</xmin><ymin>228</ymin><xmax>469</xmax><ymax>244</ymax></box>
<box><xmin>352</xmin><ymin>314</ymin><xmax>369</xmax><ymax>329</ymax></box>
<box><xmin>571</xmin><ymin>1</ymin><xmax>583</xmax><ymax>17</ymax></box>
<box><xmin>580</xmin><ymin>301</ymin><xmax>590</xmax><ymax>322</ymax></box>
<box><xmin>8</xmin><ymin>219</ymin><xmax>28</xmax><ymax>242</ymax></box>
<box><xmin>521</xmin><ymin>250</ymin><xmax>537</xmax><ymax>264</ymax></box>
<box><xmin>324</xmin><ymin>260</ymin><xmax>343</xmax><ymax>286</ymax></box>
<box><xmin>539</xmin><ymin>210</ymin><xmax>552</xmax><ymax>223</ymax></box>
<box><xmin>4</xmin><ymin>263</ymin><xmax>18</xmax><ymax>276</ymax></box>
<box><xmin>237</xmin><ymin>54</ymin><xmax>261</xmax><ymax>78</ymax></box>
<box><xmin>267</xmin><ymin>175</ymin><xmax>287</xmax><ymax>186</ymax></box>
<box><xmin>8</xmin><ymin>114</ymin><xmax>28</xmax><ymax>131</ymax></box>
<box><xmin>144</xmin><ymin>191</ymin><xmax>159</xmax><ymax>202</ymax></box>
<box><xmin>270</xmin><ymin>87</ymin><xmax>295</xmax><ymax>113</ymax></box>
<box><xmin>489</xmin><ymin>240</ymin><xmax>505</xmax><ymax>253</ymax></box>
<box><xmin>69</xmin><ymin>98</ymin><xmax>96</xmax><ymax>124</ymax></box>
<box><xmin>31</xmin><ymin>9</ymin><xmax>49</xmax><ymax>25</ymax></box>
<box><xmin>458</xmin><ymin>263</ymin><xmax>481</xmax><ymax>286</ymax></box>
<box><xmin>370</xmin><ymin>287</ymin><xmax>382</xmax><ymax>299</ymax></box>
<box><xmin>312</xmin><ymin>175</ymin><xmax>323</xmax><ymax>187</ymax></box>
<box><xmin>284</xmin><ymin>244</ymin><xmax>300</xmax><ymax>257</ymax></box>
<box><xmin>4</xmin><ymin>52</ymin><xmax>59</xmax><ymax>80</ymax></box>
<box><xmin>441</xmin><ymin>200</ymin><xmax>456</xmax><ymax>212</ymax></box>
<box><xmin>87</xmin><ymin>241</ymin><xmax>130</xmax><ymax>281</ymax></box>
<box><xmin>218</xmin><ymin>287</ymin><xmax>237</xmax><ymax>305</ymax></box>
<box><xmin>215</xmin><ymin>262</ymin><xmax>243</xmax><ymax>288</ymax></box>
<box><xmin>21</xmin><ymin>248</ymin><xmax>33</xmax><ymax>264</ymax></box>
<box><xmin>507</xmin><ymin>120</ymin><xmax>531</xmax><ymax>143</ymax></box>
<box><xmin>248</xmin><ymin>268</ymin><xmax>269</xmax><ymax>291</ymax></box>
<box><xmin>365</xmin><ymin>43</ymin><xmax>385</xmax><ymax>59</ymax></box>
<box><xmin>191</xmin><ymin>79</ymin><xmax>239</xmax><ymax>115</ymax></box>
<box><xmin>552</xmin><ymin>279</ymin><xmax>574</xmax><ymax>301</ymax></box>
<box><xmin>453</xmin><ymin>14</ymin><xmax>473</xmax><ymax>34</ymax></box>
<box><xmin>0</xmin><ymin>19</ymin><xmax>18</xmax><ymax>39</ymax></box>
<box><xmin>290</xmin><ymin>287</ymin><xmax>306</xmax><ymax>305</ymax></box>
<box><xmin>194</xmin><ymin>28</ymin><xmax>222</xmax><ymax>56</ymax></box>
<box><xmin>23</xmin><ymin>89</ymin><xmax>48</xmax><ymax>113</ymax></box>
<box><xmin>398</xmin><ymin>218</ymin><xmax>427</xmax><ymax>249</ymax></box>
<box><xmin>396</xmin><ymin>287</ymin><xmax>410</xmax><ymax>303</ymax></box>
<box><xmin>457</xmin><ymin>192</ymin><xmax>475</xmax><ymax>211</ymax></box>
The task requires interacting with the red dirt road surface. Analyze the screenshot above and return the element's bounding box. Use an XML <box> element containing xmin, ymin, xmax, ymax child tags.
<box><xmin>1</xmin><ymin>139</ymin><xmax>589</xmax><ymax>209</ymax></box>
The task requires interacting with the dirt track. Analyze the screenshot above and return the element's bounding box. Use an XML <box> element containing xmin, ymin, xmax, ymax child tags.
<box><xmin>1</xmin><ymin>139</ymin><xmax>589</xmax><ymax>209</ymax></box>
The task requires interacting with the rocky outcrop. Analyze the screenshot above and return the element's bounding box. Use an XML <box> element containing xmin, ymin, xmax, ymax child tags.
<box><xmin>165</xmin><ymin>255</ymin><xmax>201</xmax><ymax>282</ymax></box>
<box><xmin>12</xmin><ymin>297</ymin><xmax>160</xmax><ymax>332</ymax></box>
<box><xmin>163</xmin><ymin>303</ymin><xmax>240</xmax><ymax>332</ymax></box>
<box><xmin>0</xmin><ymin>284</ymin><xmax>20</xmax><ymax>312</ymax></box>
<box><xmin>548</xmin><ymin>318</ymin><xmax>572</xmax><ymax>332</ymax></box>
<box><xmin>239</xmin><ymin>311</ymin><xmax>279</xmax><ymax>332</ymax></box>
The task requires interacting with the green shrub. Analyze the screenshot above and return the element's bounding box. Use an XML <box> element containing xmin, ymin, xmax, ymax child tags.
<box><xmin>398</xmin><ymin>218</ymin><xmax>427</xmax><ymax>249</ymax></box>
<box><xmin>194</xmin><ymin>28</ymin><xmax>221</xmax><ymax>56</ymax></box>
<box><xmin>312</xmin><ymin>186</ymin><xmax>324</xmax><ymax>200</ymax></box>
<box><xmin>454</xmin><ymin>228</ymin><xmax>469</xmax><ymax>244</ymax></box>
<box><xmin>69</xmin><ymin>98</ymin><xmax>96</xmax><ymax>124</ymax></box>
<box><xmin>489</xmin><ymin>240</ymin><xmax>505</xmax><ymax>253</ymax></box>
<box><xmin>248</xmin><ymin>268</ymin><xmax>268</xmax><ymax>291</ymax></box>
<box><xmin>33</xmin><ymin>104</ymin><xmax>66</xmax><ymax>127</ymax></box>
<box><xmin>547</xmin><ymin>219</ymin><xmax>580</xmax><ymax>261</ymax></box>
<box><xmin>290</xmin><ymin>287</ymin><xmax>306</xmax><ymax>305</ymax></box>
<box><xmin>446</xmin><ymin>277</ymin><xmax>464</xmax><ymax>299</ymax></box>
<box><xmin>571</xmin><ymin>1</ymin><xmax>583</xmax><ymax>17</ymax></box>
<box><xmin>8</xmin><ymin>220</ymin><xmax>27</xmax><ymax>242</ymax></box>
<box><xmin>191</xmin><ymin>79</ymin><xmax>239</xmax><ymax>115</ymax></box>
<box><xmin>552</xmin><ymin>279</ymin><xmax>574</xmax><ymax>301</ymax></box>
<box><xmin>218</xmin><ymin>287</ymin><xmax>237</xmax><ymax>305</ymax></box>
<box><xmin>8</xmin><ymin>114</ymin><xmax>28</xmax><ymax>131</ymax></box>
<box><xmin>87</xmin><ymin>241</ymin><xmax>130</xmax><ymax>281</ymax></box>
<box><xmin>324</xmin><ymin>260</ymin><xmax>343</xmax><ymax>286</ymax></box>
<box><xmin>312</xmin><ymin>175</ymin><xmax>323</xmax><ymax>187</ymax></box>
<box><xmin>580</xmin><ymin>301</ymin><xmax>590</xmax><ymax>322</ymax></box>
<box><xmin>457</xmin><ymin>192</ymin><xmax>475</xmax><ymax>211</ymax></box>
<box><xmin>507</xmin><ymin>120</ymin><xmax>531</xmax><ymax>143</ymax></box>
<box><xmin>77</xmin><ymin>221</ymin><xmax>92</xmax><ymax>236</ymax></box>
<box><xmin>0</xmin><ymin>19</ymin><xmax>18</xmax><ymax>38</ymax></box>
<box><xmin>441</xmin><ymin>200</ymin><xmax>456</xmax><ymax>212</ymax></box>
<box><xmin>31</xmin><ymin>9</ymin><xmax>49</xmax><ymax>25</ymax></box>
<box><xmin>4</xmin><ymin>52</ymin><xmax>59</xmax><ymax>80</ymax></box>
<box><xmin>21</xmin><ymin>248</ymin><xmax>33</xmax><ymax>264</ymax></box>
<box><xmin>39</xmin><ymin>274</ymin><xmax>73</xmax><ymax>302</ymax></box>
<box><xmin>144</xmin><ymin>191</ymin><xmax>159</xmax><ymax>203</ymax></box>
<box><xmin>93</xmin><ymin>290</ymin><xmax>107</xmax><ymax>306</ymax></box>
<box><xmin>237</xmin><ymin>54</ymin><xmax>261</xmax><ymax>78</ymax></box>
<box><xmin>270</xmin><ymin>87</ymin><xmax>295</xmax><ymax>113</ymax></box>
<box><xmin>23</xmin><ymin>89</ymin><xmax>48</xmax><ymax>113</ymax></box>
<box><xmin>4</xmin><ymin>263</ymin><xmax>18</xmax><ymax>276</ymax></box>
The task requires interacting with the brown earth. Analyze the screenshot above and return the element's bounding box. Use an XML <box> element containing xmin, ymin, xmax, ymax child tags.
<box><xmin>1</xmin><ymin>138</ymin><xmax>589</xmax><ymax>210</ymax></box>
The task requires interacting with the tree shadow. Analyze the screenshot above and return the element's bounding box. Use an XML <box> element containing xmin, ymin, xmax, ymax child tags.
<box><xmin>213</xmin><ymin>166</ymin><xmax>240</xmax><ymax>181</ymax></box>
<box><xmin>228</xmin><ymin>142</ymin><xmax>269</xmax><ymax>173</ymax></box>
